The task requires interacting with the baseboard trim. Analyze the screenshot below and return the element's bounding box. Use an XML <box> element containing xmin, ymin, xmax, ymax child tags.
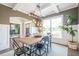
<box><xmin>0</xmin><ymin>48</ymin><xmax>12</xmax><ymax>54</ymax></box>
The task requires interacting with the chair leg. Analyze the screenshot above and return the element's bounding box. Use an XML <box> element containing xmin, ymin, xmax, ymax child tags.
<box><xmin>14</xmin><ymin>52</ymin><xmax>16</xmax><ymax>56</ymax></box>
<box><xmin>14</xmin><ymin>53</ymin><xmax>16</xmax><ymax>56</ymax></box>
<box><xmin>24</xmin><ymin>53</ymin><xmax>26</xmax><ymax>56</ymax></box>
<box><xmin>39</xmin><ymin>50</ymin><xmax>41</xmax><ymax>56</ymax></box>
<box><xmin>47</xmin><ymin>45</ymin><xmax>49</xmax><ymax>53</ymax></box>
<box><xmin>14</xmin><ymin>53</ymin><xmax>15</xmax><ymax>56</ymax></box>
<box><xmin>35</xmin><ymin>50</ymin><xmax>38</xmax><ymax>56</ymax></box>
<box><xmin>45</xmin><ymin>48</ymin><xmax>48</xmax><ymax>56</ymax></box>
<box><xmin>46</xmin><ymin>51</ymin><xmax>48</xmax><ymax>56</ymax></box>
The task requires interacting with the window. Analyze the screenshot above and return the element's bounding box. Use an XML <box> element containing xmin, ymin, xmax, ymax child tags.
<box><xmin>51</xmin><ymin>15</ymin><xmax>63</xmax><ymax>38</ymax></box>
<box><xmin>42</xmin><ymin>15</ymin><xmax>63</xmax><ymax>38</ymax></box>
<box><xmin>42</xmin><ymin>18</ymin><xmax>51</xmax><ymax>35</ymax></box>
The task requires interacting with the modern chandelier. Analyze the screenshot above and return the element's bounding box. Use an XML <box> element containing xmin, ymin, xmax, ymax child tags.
<box><xmin>29</xmin><ymin>3</ymin><xmax>42</xmax><ymax>33</ymax></box>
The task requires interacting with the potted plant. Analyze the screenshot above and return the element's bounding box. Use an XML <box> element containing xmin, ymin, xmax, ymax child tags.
<box><xmin>60</xmin><ymin>15</ymin><xmax>77</xmax><ymax>50</ymax></box>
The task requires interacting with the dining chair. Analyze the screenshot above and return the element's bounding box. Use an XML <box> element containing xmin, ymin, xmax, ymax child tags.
<box><xmin>44</xmin><ymin>36</ymin><xmax>50</xmax><ymax>53</ymax></box>
<box><xmin>34</xmin><ymin>36</ymin><xmax>49</xmax><ymax>56</ymax></box>
<box><xmin>12</xmin><ymin>38</ymin><xmax>29</xmax><ymax>56</ymax></box>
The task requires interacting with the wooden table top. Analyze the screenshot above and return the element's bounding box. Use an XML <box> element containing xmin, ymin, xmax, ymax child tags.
<box><xmin>17</xmin><ymin>37</ymin><xmax>42</xmax><ymax>45</ymax></box>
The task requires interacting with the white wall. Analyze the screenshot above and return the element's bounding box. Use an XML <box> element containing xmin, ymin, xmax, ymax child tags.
<box><xmin>0</xmin><ymin>24</ymin><xmax>10</xmax><ymax>51</ymax></box>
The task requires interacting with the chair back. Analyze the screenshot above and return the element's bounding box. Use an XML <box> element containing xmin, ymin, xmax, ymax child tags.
<box><xmin>41</xmin><ymin>36</ymin><xmax>49</xmax><ymax>45</ymax></box>
<box><xmin>12</xmin><ymin>38</ymin><xmax>23</xmax><ymax>50</ymax></box>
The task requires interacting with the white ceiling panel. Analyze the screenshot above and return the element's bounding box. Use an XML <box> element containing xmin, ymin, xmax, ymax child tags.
<box><xmin>39</xmin><ymin>3</ymin><xmax>51</xmax><ymax>9</ymax></box>
<box><xmin>40</xmin><ymin>3</ymin><xmax>59</xmax><ymax>17</ymax></box>
<box><xmin>1</xmin><ymin>3</ymin><xmax>78</xmax><ymax>17</ymax></box>
<box><xmin>58</xmin><ymin>3</ymin><xmax>78</xmax><ymax>12</ymax></box>
<box><xmin>13</xmin><ymin>3</ymin><xmax>37</xmax><ymax>14</ymax></box>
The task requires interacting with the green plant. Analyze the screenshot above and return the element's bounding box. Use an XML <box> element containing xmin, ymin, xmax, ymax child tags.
<box><xmin>60</xmin><ymin>16</ymin><xmax>77</xmax><ymax>42</ymax></box>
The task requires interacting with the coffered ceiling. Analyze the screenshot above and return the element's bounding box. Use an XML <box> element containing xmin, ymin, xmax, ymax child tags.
<box><xmin>1</xmin><ymin>3</ymin><xmax>78</xmax><ymax>17</ymax></box>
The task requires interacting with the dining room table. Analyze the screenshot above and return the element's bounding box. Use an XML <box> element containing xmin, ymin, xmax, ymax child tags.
<box><xmin>17</xmin><ymin>36</ymin><xmax>42</xmax><ymax>56</ymax></box>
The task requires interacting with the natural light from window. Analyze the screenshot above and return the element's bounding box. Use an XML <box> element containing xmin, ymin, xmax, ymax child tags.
<box><xmin>42</xmin><ymin>15</ymin><xmax>63</xmax><ymax>38</ymax></box>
